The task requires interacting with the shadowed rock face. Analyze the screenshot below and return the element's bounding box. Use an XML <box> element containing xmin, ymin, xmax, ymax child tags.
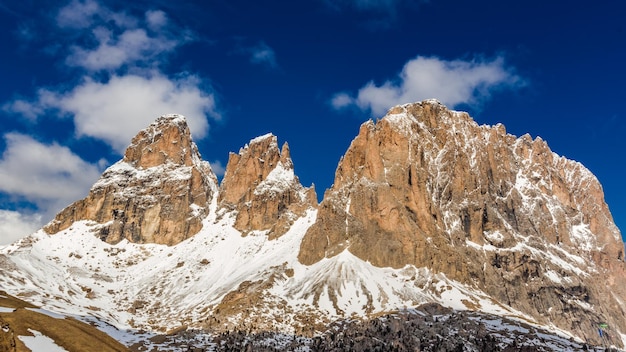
<box><xmin>219</xmin><ymin>134</ymin><xmax>317</xmax><ymax>239</ymax></box>
<box><xmin>299</xmin><ymin>100</ymin><xmax>626</xmax><ymax>347</ymax></box>
<box><xmin>44</xmin><ymin>114</ymin><xmax>218</xmax><ymax>245</ymax></box>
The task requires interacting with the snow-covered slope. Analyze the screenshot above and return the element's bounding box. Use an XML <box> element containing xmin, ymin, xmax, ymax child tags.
<box><xmin>0</xmin><ymin>200</ymin><xmax>527</xmax><ymax>332</ymax></box>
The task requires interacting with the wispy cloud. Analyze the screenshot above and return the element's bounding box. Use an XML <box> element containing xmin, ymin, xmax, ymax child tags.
<box><xmin>58</xmin><ymin>1</ymin><xmax>189</xmax><ymax>72</ymax></box>
<box><xmin>66</xmin><ymin>26</ymin><xmax>180</xmax><ymax>71</ymax></box>
<box><xmin>234</xmin><ymin>40</ymin><xmax>279</xmax><ymax>69</ymax></box>
<box><xmin>323</xmin><ymin>0</ymin><xmax>427</xmax><ymax>29</ymax></box>
<box><xmin>332</xmin><ymin>55</ymin><xmax>523</xmax><ymax>116</ymax></box>
<box><xmin>55</xmin><ymin>0</ymin><xmax>101</xmax><ymax>29</ymax></box>
<box><xmin>248</xmin><ymin>41</ymin><xmax>278</xmax><ymax>69</ymax></box>
<box><xmin>56</xmin><ymin>0</ymin><xmax>136</xmax><ymax>29</ymax></box>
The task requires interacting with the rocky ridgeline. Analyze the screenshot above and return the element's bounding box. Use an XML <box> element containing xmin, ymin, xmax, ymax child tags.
<box><xmin>34</xmin><ymin>101</ymin><xmax>626</xmax><ymax>348</ymax></box>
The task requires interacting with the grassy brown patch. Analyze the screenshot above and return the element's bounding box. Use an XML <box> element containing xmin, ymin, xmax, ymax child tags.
<box><xmin>0</xmin><ymin>291</ymin><xmax>128</xmax><ymax>352</ymax></box>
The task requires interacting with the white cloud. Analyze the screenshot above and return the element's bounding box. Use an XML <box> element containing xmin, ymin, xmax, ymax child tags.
<box><xmin>28</xmin><ymin>73</ymin><xmax>219</xmax><ymax>153</ymax></box>
<box><xmin>3</xmin><ymin>89</ymin><xmax>58</xmax><ymax>121</ymax></box>
<box><xmin>56</xmin><ymin>0</ymin><xmax>137</xmax><ymax>30</ymax></box>
<box><xmin>59</xmin><ymin>2</ymin><xmax>186</xmax><ymax>72</ymax></box>
<box><xmin>3</xmin><ymin>2</ymin><xmax>219</xmax><ymax>153</ymax></box>
<box><xmin>3</xmin><ymin>99</ymin><xmax>43</xmax><ymax>121</ymax></box>
<box><xmin>209</xmin><ymin>160</ymin><xmax>226</xmax><ymax>178</ymax></box>
<box><xmin>0</xmin><ymin>133</ymin><xmax>102</xmax><ymax>202</ymax></box>
<box><xmin>0</xmin><ymin>133</ymin><xmax>103</xmax><ymax>230</ymax></box>
<box><xmin>54</xmin><ymin>0</ymin><xmax>195</xmax><ymax>74</ymax></box>
<box><xmin>66</xmin><ymin>26</ymin><xmax>179</xmax><ymax>71</ymax></box>
<box><xmin>0</xmin><ymin>210</ymin><xmax>42</xmax><ymax>245</ymax></box>
<box><xmin>330</xmin><ymin>92</ymin><xmax>354</xmax><ymax>110</ymax></box>
<box><xmin>145</xmin><ymin>10</ymin><xmax>168</xmax><ymax>30</ymax></box>
<box><xmin>334</xmin><ymin>55</ymin><xmax>522</xmax><ymax>116</ymax></box>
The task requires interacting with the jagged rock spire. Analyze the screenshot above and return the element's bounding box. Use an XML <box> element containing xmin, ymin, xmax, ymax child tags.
<box><xmin>44</xmin><ymin>114</ymin><xmax>218</xmax><ymax>245</ymax></box>
<box><xmin>219</xmin><ymin>133</ymin><xmax>317</xmax><ymax>239</ymax></box>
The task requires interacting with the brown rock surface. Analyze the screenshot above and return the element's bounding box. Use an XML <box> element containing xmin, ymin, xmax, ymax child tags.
<box><xmin>44</xmin><ymin>114</ymin><xmax>218</xmax><ymax>245</ymax></box>
<box><xmin>299</xmin><ymin>100</ymin><xmax>626</xmax><ymax>347</ymax></box>
<box><xmin>0</xmin><ymin>316</ymin><xmax>16</xmax><ymax>352</ymax></box>
<box><xmin>219</xmin><ymin>134</ymin><xmax>317</xmax><ymax>238</ymax></box>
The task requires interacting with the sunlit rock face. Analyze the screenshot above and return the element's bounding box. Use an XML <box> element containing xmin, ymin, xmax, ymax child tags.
<box><xmin>218</xmin><ymin>133</ymin><xmax>317</xmax><ymax>239</ymax></box>
<box><xmin>299</xmin><ymin>100</ymin><xmax>626</xmax><ymax>346</ymax></box>
<box><xmin>25</xmin><ymin>101</ymin><xmax>626</xmax><ymax>348</ymax></box>
<box><xmin>44</xmin><ymin>114</ymin><xmax>218</xmax><ymax>245</ymax></box>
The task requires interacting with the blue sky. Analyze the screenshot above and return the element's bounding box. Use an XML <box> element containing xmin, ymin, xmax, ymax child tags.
<box><xmin>0</xmin><ymin>0</ymin><xmax>624</xmax><ymax>245</ymax></box>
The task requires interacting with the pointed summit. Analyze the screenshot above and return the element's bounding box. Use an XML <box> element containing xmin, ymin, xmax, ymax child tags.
<box><xmin>123</xmin><ymin>114</ymin><xmax>199</xmax><ymax>168</ymax></box>
<box><xmin>219</xmin><ymin>134</ymin><xmax>316</xmax><ymax>239</ymax></box>
<box><xmin>44</xmin><ymin>114</ymin><xmax>218</xmax><ymax>245</ymax></box>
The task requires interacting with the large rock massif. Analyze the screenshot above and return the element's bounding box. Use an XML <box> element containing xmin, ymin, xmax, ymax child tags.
<box><xmin>3</xmin><ymin>101</ymin><xmax>626</xmax><ymax>349</ymax></box>
<box><xmin>300</xmin><ymin>100</ymin><xmax>626</xmax><ymax>343</ymax></box>
<box><xmin>44</xmin><ymin>114</ymin><xmax>219</xmax><ymax>245</ymax></box>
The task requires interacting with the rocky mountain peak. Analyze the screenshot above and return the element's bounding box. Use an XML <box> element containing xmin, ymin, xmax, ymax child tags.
<box><xmin>44</xmin><ymin>114</ymin><xmax>218</xmax><ymax>245</ymax></box>
<box><xmin>299</xmin><ymin>99</ymin><xmax>626</xmax><ymax>346</ymax></box>
<box><xmin>123</xmin><ymin>114</ymin><xmax>198</xmax><ymax>168</ymax></box>
<box><xmin>219</xmin><ymin>134</ymin><xmax>317</xmax><ymax>239</ymax></box>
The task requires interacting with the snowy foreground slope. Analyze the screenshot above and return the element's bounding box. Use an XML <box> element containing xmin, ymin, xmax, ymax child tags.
<box><xmin>1</xmin><ymin>100</ymin><xmax>626</xmax><ymax>350</ymax></box>
<box><xmin>0</xmin><ymin>203</ymin><xmax>521</xmax><ymax>331</ymax></box>
<box><xmin>0</xmin><ymin>205</ymin><xmax>601</xmax><ymax>351</ymax></box>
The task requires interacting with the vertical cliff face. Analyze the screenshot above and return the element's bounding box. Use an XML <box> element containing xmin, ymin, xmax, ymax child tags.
<box><xmin>44</xmin><ymin>114</ymin><xmax>218</xmax><ymax>245</ymax></box>
<box><xmin>219</xmin><ymin>134</ymin><xmax>317</xmax><ymax>239</ymax></box>
<box><xmin>299</xmin><ymin>100</ymin><xmax>626</xmax><ymax>345</ymax></box>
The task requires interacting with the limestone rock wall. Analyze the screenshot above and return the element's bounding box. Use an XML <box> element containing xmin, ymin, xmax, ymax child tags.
<box><xmin>299</xmin><ymin>100</ymin><xmax>626</xmax><ymax>346</ymax></box>
<box><xmin>44</xmin><ymin>114</ymin><xmax>218</xmax><ymax>245</ymax></box>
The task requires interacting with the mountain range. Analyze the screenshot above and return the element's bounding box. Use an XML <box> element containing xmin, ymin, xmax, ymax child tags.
<box><xmin>1</xmin><ymin>99</ymin><xmax>625</xmax><ymax>351</ymax></box>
